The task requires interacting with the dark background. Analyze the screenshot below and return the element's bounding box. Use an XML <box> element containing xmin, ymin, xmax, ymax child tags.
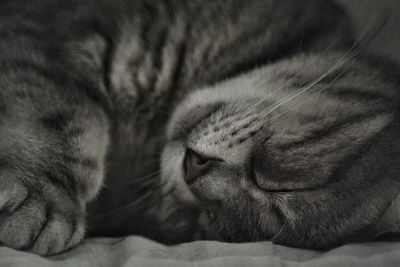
<box><xmin>342</xmin><ymin>0</ymin><xmax>400</xmax><ymax>62</ymax></box>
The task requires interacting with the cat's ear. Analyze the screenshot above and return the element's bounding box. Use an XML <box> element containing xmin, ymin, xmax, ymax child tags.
<box><xmin>369</xmin><ymin>194</ymin><xmax>400</xmax><ymax>240</ymax></box>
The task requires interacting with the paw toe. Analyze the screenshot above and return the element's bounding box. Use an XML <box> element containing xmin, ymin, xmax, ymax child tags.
<box><xmin>30</xmin><ymin>213</ymin><xmax>84</xmax><ymax>256</ymax></box>
<box><xmin>0</xmin><ymin>196</ymin><xmax>47</xmax><ymax>249</ymax></box>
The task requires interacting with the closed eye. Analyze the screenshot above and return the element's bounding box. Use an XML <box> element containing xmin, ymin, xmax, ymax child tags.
<box><xmin>248</xmin><ymin>154</ymin><xmax>316</xmax><ymax>194</ymax></box>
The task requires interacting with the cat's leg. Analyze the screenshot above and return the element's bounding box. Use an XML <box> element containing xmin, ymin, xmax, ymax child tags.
<box><xmin>0</xmin><ymin>62</ymin><xmax>109</xmax><ymax>255</ymax></box>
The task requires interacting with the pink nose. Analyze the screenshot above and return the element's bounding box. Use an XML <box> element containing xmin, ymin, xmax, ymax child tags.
<box><xmin>184</xmin><ymin>149</ymin><xmax>211</xmax><ymax>185</ymax></box>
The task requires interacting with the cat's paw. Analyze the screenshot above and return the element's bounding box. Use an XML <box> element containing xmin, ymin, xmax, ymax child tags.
<box><xmin>0</xmin><ymin>176</ymin><xmax>85</xmax><ymax>256</ymax></box>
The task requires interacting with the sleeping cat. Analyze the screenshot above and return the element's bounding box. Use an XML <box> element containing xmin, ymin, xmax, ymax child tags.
<box><xmin>0</xmin><ymin>0</ymin><xmax>399</xmax><ymax>256</ymax></box>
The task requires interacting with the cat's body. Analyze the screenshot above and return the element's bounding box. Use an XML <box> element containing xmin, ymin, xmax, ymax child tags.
<box><xmin>0</xmin><ymin>0</ymin><xmax>399</xmax><ymax>256</ymax></box>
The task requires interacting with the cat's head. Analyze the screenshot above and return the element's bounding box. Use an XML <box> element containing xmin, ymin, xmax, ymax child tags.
<box><xmin>159</xmin><ymin>54</ymin><xmax>400</xmax><ymax>249</ymax></box>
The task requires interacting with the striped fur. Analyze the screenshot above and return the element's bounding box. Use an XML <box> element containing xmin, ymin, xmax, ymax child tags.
<box><xmin>0</xmin><ymin>0</ymin><xmax>396</xmax><ymax>255</ymax></box>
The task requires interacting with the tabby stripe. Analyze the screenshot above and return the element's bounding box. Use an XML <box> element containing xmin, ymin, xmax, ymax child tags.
<box><xmin>149</xmin><ymin>24</ymin><xmax>190</xmax><ymax>134</ymax></box>
<box><xmin>278</xmin><ymin>112</ymin><xmax>388</xmax><ymax>149</ymax></box>
<box><xmin>289</xmin><ymin>75</ymin><xmax>392</xmax><ymax>105</ymax></box>
<box><xmin>42</xmin><ymin>169</ymin><xmax>77</xmax><ymax>202</ymax></box>
<box><xmin>40</xmin><ymin>112</ymin><xmax>74</xmax><ymax>131</ymax></box>
<box><xmin>95</xmin><ymin>27</ymin><xmax>114</xmax><ymax>98</ymax></box>
<box><xmin>5</xmin><ymin>79</ymin><xmax>52</xmax><ymax>100</ymax></box>
<box><xmin>162</xmin><ymin>0</ymin><xmax>176</xmax><ymax>20</ymax></box>
<box><xmin>167</xmin><ymin>26</ymin><xmax>189</xmax><ymax>92</ymax></box>
<box><xmin>327</xmin><ymin>86</ymin><xmax>391</xmax><ymax>103</ymax></box>
<box><xmin>0</xmin><ymin>27</ymin><xmax>43</xmax><ymax>42</ymax></box>
<box><xmin>115</xmin><ymin>21</ymin><xmax>150</xmax><ymax>111</ymax></box>
<box><xmin>146</xmin><ymin>41</ymin><xmax>188</xmax><ymax>132</ymax></box>
<box><xmin>63</xmin><ymin>155</ymin><xmax>98</xmax><ymax>170</ymax></box>
<box><xmin>230</xmin><ymin>117</ymin><xmax>260</xmax><ymax>137</ymax></box>
<box><xmin>142</xmin><ymin>1</ymin><xmax>159</xmax><ymax>24</ymax></box>
<box><xmin>139</xmin><ymin>3</ymin><xmax>155</xmax><ymax>46</ymax></box>
<box><xmin>0</xmin><ymin>15</ymin><xmax>44</xmax><ymax>33</ymax></box>
<box><xmin>288</xmin><ymin>70</ymin><xmax>347</xmax><ymax>89</ymax></box>
<box><xmin>0</xmin><ymin>60</ymin><xmax>61</xmax><ymax>85</ymax></box>
<box><xmin>194</xmin><ymin>1</ymin><xmax>271</xmax><ymax>82</ymax></box>
<box><xmin>150</xmin><ymin>28</ymin><xmax>168</xmax><ymax>87</ymax></box>
<box><xmin>1</xmin><ymin>68</ymin><xmax>51</xmax><ymax>90</ymax></box>
<box><xmin>0</xmin><ymin>1</ymin><xmax>55</xmax><ymax>25</ymax></box>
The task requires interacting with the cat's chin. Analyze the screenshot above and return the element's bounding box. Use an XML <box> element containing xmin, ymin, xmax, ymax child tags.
<box><xmin>155</xmin><ymin>186</ymin><xmax>217</xmax><ymax>244</ymax></box>
<box><xmin>158</xmin><ymin>206</ymin><xmax>203</xmax><ymax>244</ymax></box>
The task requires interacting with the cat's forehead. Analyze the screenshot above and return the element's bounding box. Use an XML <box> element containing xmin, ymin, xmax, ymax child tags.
<box><xmin>166</xmin><ymin>66</ymin><xmax>278</xmax><ymax>142</ymax></box>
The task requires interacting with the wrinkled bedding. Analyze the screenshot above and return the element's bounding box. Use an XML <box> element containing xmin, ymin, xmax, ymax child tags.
<box><xmin>2</xmin><ymin>0</ymin><xmax>400</xmax><ymax>266</ymax></box>
<box><xmin>1</xmin><ymin>237</ymin><xmax>400</xmax><ymax>267</ymax></box>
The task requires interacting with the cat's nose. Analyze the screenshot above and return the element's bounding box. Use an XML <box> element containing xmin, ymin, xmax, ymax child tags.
<box><xmin>184</xmin><ymin>149</ymin><xmax>211</xmax><ymax>185</ymax></box>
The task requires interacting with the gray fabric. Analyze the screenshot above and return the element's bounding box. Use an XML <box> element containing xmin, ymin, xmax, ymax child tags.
<box><xmin>1</xmin><ymin>237</ymin><xmax>400</xmax><ymax>267</ymax></box>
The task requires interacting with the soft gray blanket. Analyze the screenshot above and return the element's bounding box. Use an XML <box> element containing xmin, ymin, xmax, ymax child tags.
<box><xmin>1</xmin><ymin>237</ymin><xmax>400</xmax><ymax>267</ymax></box>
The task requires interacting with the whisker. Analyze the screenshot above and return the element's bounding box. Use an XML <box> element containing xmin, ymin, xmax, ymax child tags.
<box><xmin>125</xmin><ymin>170</ymin><xmax>161</xmax><ymax>185</ymax></box>
<box><xmin>213</xmin><ymin>41</ymin><xmax>343</xmax><ymax>132</ymax></box>
<box><xmin>263</xmin><ymin>24</ymin><xmax>382</xmax><ymax>126</ymax></box>
<box><xmin>242</xmin><ymin>18</ymin><xmax>380</xmax><ymax>130</ymax></box>
<box><xmin>240</xmin><ymin>40</ymin><xmax>341</xmax><ymax>116</ymax></box>
<box><xmin>200</xmin><ymin>42</ymin><xmax>342</xmax><ymax>136</ymax></box>
<box><xmin>92</xmin><ymin>184</ymin><xmax>168</xmax><ymax>219</ymax></box>
<box><xmin>230</xmin><ymin>11</ymin><xmax>388</xmax><ymax>137</ymax></box>
<box><xmin>264</xmin><ymin>63</ymin><xmax>354</xmax><ymax>126</ymax></box>
<box><xmin>257</xmin><ymin>54</ymin><xmax>350</xmax><ymax>120</ymax></box>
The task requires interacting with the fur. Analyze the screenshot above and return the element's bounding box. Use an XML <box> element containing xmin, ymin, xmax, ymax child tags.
<box><xmin>0</xmin><ymin>0</ymin><xmax>398</xmax><ymax>256</ymax></box>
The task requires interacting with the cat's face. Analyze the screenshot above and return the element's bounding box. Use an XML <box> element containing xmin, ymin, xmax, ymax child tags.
<box><xmin>159</xmin><ymin>56</ymin><xmax>400</xmax><ymax>249</ymax></box>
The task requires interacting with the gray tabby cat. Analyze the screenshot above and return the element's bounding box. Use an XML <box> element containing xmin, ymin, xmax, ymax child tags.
<box><xmin>0</xmin><ymin>0</ymin><xmax>399</xmax><ymax>256</ymax></box>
